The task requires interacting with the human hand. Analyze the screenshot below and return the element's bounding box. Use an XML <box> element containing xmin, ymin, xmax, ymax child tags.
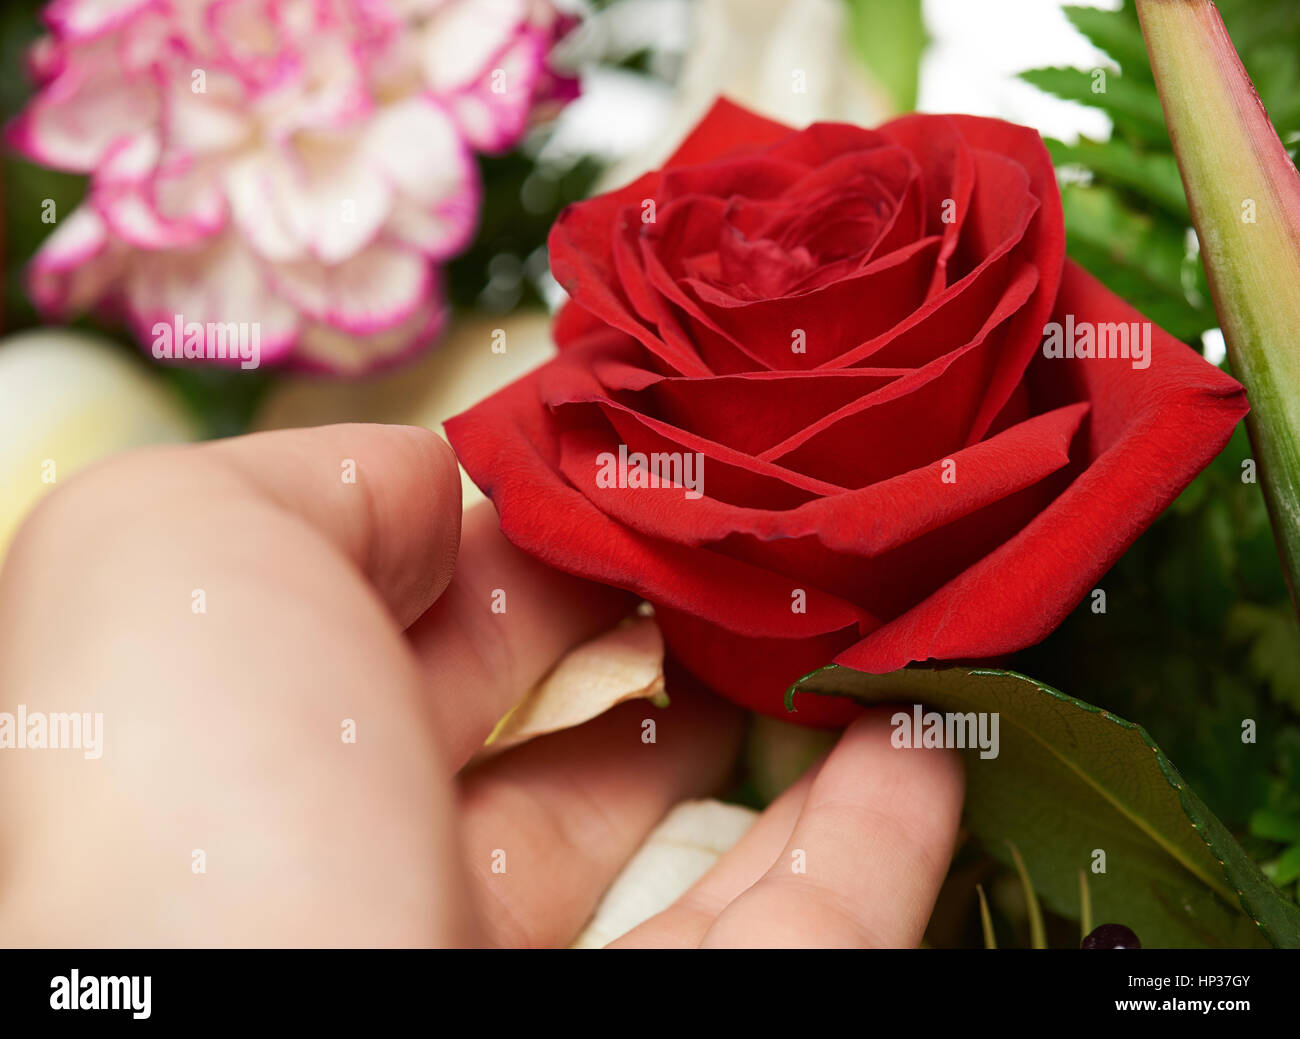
<box><xmin>0</xmin><ymin>424</ymin><xmax>963</xmax><ymax>947</ymax></box>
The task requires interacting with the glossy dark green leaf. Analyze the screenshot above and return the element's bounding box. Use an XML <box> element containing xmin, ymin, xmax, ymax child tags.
<box><xmin>787</xmin><ymin>664</ymin><xmax>1300</xmax><ymax>948</ymax></box>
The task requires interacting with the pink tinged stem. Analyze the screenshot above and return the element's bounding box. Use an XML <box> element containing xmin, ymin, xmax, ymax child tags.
<box><xmin>1137</xmin><ymin>0</ymin><xmax>1300</xmax><ymax>612</ymax></box>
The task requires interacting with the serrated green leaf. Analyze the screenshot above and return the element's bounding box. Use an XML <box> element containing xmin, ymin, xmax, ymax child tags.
<box><xmin>787</xmin><ymin>664</ymin><xmax>1300</xmax><ymax>948</ymax></box>
<box><xmin>1225</xmin><ymin>603</ymin><xmax>1300</xmax><ymax>712</ymax></box>
<box><xmin>1045</xmin><ymin>136</ymin><xmax>1189</xmax><ymax>220</ymax></box>
<box><xmin>1018</xmin><ymin>67</ymin><xmax>1169</xmax><ymax>145</ymax></box>
<box><xmin>1063</xmin><ymin>4</ymin><xmax>1152</xmax><ymax>78</ymax></box>
<box><xmin>1022</xmin><ymin>1</ymin><xmax>1300</xmax><ymax>359</ymax></box>
<box><xmin>1058</xmin><ymin>182</ymin><xmax>1211</xmax><ymax>340</ymax></box>
<box><xmin>1059</xmin><ymin>183</ymin><xmax>1190</xmax><ymax>295</ymax></box>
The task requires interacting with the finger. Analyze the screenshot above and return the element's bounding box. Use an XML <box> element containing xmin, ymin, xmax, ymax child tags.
<box><xmin>610</xmin><ymin>761</ymin><xmax>821</xmax><ymax>948</ymax></box>
<box><xmin>457</xmin><ymin>678</ymin><xmax>744</xmax><ymax>947</ymax></box>
<box><xmin>203</xmin><ymin>423</ymin><xmax>463</xmax><ymax>627</ymax></box>
<box><xmin>408</xmin><ymin>501</ymin><xmax>636</xmax><ymax>770</ymax></box>
<box><xmin>700</xmin><ymin>709</ymin><xmax>964</xmax><ymax>948</ymax></box>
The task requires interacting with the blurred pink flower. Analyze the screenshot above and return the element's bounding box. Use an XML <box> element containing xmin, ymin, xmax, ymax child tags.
<box><xmin>9</xmin><ymin>0</ymin><xmax>577</xmax><ymax>373</ymax></box>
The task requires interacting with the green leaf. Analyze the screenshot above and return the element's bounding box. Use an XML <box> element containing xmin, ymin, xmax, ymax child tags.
<box><xmin>1045</xmin><ymin>136</ymin><xmax>1189</xmax><ymax>220</ymax></box>
<box><xmin>1059</xmin><ymin>184</ymin><xmax>1190</xmax><ymax>295</ymax></box>
<box><xmin>1274</xmin><ymin>844</ymin><xmax>1300</xmax><ymax>886</ymax></box>
<box><xmin>1058</xmin><ymin>183</ymin><xmax>1211</xmax><ymax>341</ymax></box>
<box><xmin>975</xmin><ymin>884</ymin><xmax>997</xmax><ymax>950</ymax></box>
<box><xmin>842</xmin><ymin>0</ymin><xmax>926</xmax><ymax>115</ymax></box>
<box><xmin>1063</xmin><ymin>4</ymin><xmax>1153</xmax><ymax>78</ymax></box>
<box><xmin>1018</xmin><ymin>67</ymin><xmax>1169</xmax><ymax>145</ymax></box>
<box><xmin>1006</xmin><ymin>841</ymin><xmax>1048</xmax><ymax>949</ymax></box>
<box><xmin>787</xmin><ymin>664</ymin><xmax>1300</xmax><ymax>948</ymax></box>
<box><xmin>1079</xmin><ymin>868</ymin><xmax>1093</xmax><ymax>939</ymax></box>
<box><xmin>1251</xmin><ymin>807</ymin><xmax>1300</xmax><ymax>844</ymax></box>
<box><xmin>1226</xmin><ymin>603</ymin><xmax>1300</xmax><ymax>712</ymax></box>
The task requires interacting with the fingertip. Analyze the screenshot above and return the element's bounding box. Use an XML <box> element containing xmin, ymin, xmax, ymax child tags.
<box><xmin>369</xmin><ymin>423</ymin><xmax>465</xmax><ymax>621</ymax></box>
<box><xmin>838</xmin><ymin>707</ymin><xmax>967</xmax><ymax>808</ymax></box>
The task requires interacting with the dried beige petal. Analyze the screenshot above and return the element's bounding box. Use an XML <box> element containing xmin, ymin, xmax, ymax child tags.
<box><xmin>486</xmin><ymin>614</ymin><xmax>665</xmax><ymax>750</ymax></box>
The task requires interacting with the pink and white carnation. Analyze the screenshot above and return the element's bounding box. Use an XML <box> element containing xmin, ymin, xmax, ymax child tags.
<box><xmin>9</xmin><ymin>0</ymin><xmax>578</xmax><ymax>373</ymax></box>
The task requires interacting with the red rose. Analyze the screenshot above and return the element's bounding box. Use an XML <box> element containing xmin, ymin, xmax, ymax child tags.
<box><xmin>446</xmin><ymin>99</ymin><xmax>1247</xmax><ymax>726</ymax></box>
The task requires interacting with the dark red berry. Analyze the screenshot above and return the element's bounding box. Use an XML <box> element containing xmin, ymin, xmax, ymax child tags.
<box><xmin>1081</xmin><ymin>923</ymin><xmax>1141</xmax><ymax>949</ymax></box>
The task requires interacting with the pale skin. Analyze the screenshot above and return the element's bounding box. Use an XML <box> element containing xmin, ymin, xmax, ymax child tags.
<box><xmin>0</xmin><ymin>424</ymin><xmax>964</xmax><ymax>947</ymax></box>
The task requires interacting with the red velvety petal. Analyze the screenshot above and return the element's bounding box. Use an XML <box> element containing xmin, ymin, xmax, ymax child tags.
<box><xmin>657</xmin><ymin>155</ymin><xmax>810</xmax><ymax>205</ymax></box>
<box><xmin>825</xmin><ymin>207</ymin><xmax>1036</xmax><ymax>371</ymax></box>
<box><xmin>603</xmin><ymin>194</ymin><xmax>761</xmax><ymax>374</ymax></box>
<box><xmin>558</xmin><ymin>400</ymin><xmax>1087</xmax><ymax>554</ymax></box>
<box><xmin>537</xmin><ymin>339</ymin><xmax>851</xmax><ymax>505</ymax></box>
<box><xmin>758</xmin><ymin>120</ymin><xmax>893</xmax><ymax>168</ymax></box>
<box><xmin>553</xmin><ymin>298</ymin><xmax>611</xmax><ymax>351</ymax></box>
<box><xmin>946</xmin><ymin>115</ymin><xmax>1065</xmax><ymax>444</ymax></box>
<box><xmin>549</xmin><ymin>171</ymin><xmax>717</xmax><ymax>376</ymax></box>
<box><xmin>564</xmin><ymin>345</ymin><xmax>912</xmax><ymax>457</ymax></box>
<box><xmin>657</xmin><ymin>606</ymin><xmax>866</xmax><ymax>727</ymax></box>
<box><xmin>947</xmin><ymin>149</ymin><xmax>1038</xmax><ymax>277</ymax></box>
<box><xmin>835</xmin><ymin>260</ymin><xmax>1248</xmax><ymax>673</ymax></box>
<box><xmin>654</xmin><ymin>229</ymin><xmax>942</xmax><ymax>372</ymax></box>
<box><xmin>766</xmin><ymin>265</ymin><xmax>1041</xmax><ymax>486</ymax></box>
<box><xmin>445</xmin><ymin>363</ymin><xmax>871</xmax><ymax>640</ymax></box>
<box><xmin>548</xmin><ymin>98</ymin><xmax>800</xmax><ymax>375</ymax></box>
<box><xmin>878</xmin><ymin>113</ymin><xmax>976</xmax><ymax>296</ymax></box>
<box><xmin>590</xmin><ymin>398</ymin><xmax>844</xmax><ymax>505</ymax></box>
<box><xmin>636</xmin><ymin>368</ymin><xmax>907</xmax><ymax>456</ymax></box>
<box><xmin>662</xmin><ymin>96</ymin><xmax>796</xmax><ymax>168</ymax></box>
<box><xmin>704</xmin><ymin>146</ymin><xmax>919</xmax><ymax>268</ymax></box>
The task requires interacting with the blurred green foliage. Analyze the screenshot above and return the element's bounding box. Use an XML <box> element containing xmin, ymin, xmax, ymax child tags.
<box><xmin>843</xmin><ymin>0</ymin><xmax>926</xmax><ymax>115</ymax></box>
<box><xmin>444</xmin><ymin>152</ymin><xmax>601</xmax><ymax>314</ymax></box>
<box><xmin>1022</xmin><ymin>0</ymin><xmax>1300</xmax><ymax>342</ymax></box>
